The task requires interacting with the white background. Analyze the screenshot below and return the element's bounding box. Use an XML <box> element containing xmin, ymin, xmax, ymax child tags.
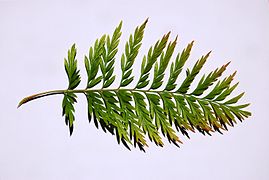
<box><xmin>1</xmin><ymin>0</ymin><xmax>269</xmax><ymax>179</ymax></box>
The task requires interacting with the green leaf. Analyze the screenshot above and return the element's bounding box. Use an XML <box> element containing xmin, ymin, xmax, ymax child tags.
<box><xmin>215</xmin><ymin>82</ymin><xmax>239</xmax><ymax>101</ymax></box>
<box><xmin>103</xmin><ymin>76</ymin><xmax>115</xmax><ymax>88</ymax></box>
<box><xmin>204</xmin><ymin>71</ymin><xmax>237</xmax><ymax>100</ymax></box>
<box><xmin>64</xmin><ymin>44</ymin><xmax>81</xmax><ymax>90</ymax></box>
<box><xmin>88</xmin><ymin>76</ymin><xmax>103</xmax><ymax>88</ymax></box>
<box><xmin>151</xmin><ymin>37</ymin><xmax>177</xmax><ymax>90</ymax></box>
<box><xmin>121</xmin><ymin>77</ymin><xmax>134</xmax><ymax>87</ymax></box>
<box><xmin>224</xmin><ymin>92</ymin><xmax>245</xmax><ymax>105</ymax></box>
<box><xmin>191</xmin><ymin>62</ymin><xmax>230</xmax><ymax>96</ymax></box>
<box><xmin>177</xmin><ymin>51</ymin><xmax>211</xmax><ymax>93</ymax></box>
<box><xmin>102</xmin><ymin>21</ymin><xmax>122</xmax><ymax>88</ymax></box>
<box><xmin>61</xmin><ymin>44</ymin><xmax>81</xmax><ymax>135</ymax></box>
<box><xmin>19</xmin><ymin>19</ymin><xmax>251</xmax><ymax>152</ymax></box>
<box><xmin>146</xmin><ymin>92</ymin><xmax>182</xmax><ymax>145</ymax></box>
<box><xmin>85</xmin><ymin>35</ymin><xmax>106</xmax><ymax>88</ymax></box>
<box><xmin>136</xmin><ymin>32</ymin><xmax>170</xmax><ymax>89</ymax></box>
<box><xmin>133</xmin><ymin>92</ymin><xmax>163</xmax><ymax>146</ymax></box>
<box><xmin>120</xmin><ymin>19</ymin><xmax>148</xmax><ymax>87</ymax></box>
<box><xmin>62</xmin><ymin>92</ymin><xmax>77</xmax><ymax>135</ymax></box>
<box><xmin>165</xmin><ymin>41</ymin><xmax>194</xmax><ymax>91</ymax></box>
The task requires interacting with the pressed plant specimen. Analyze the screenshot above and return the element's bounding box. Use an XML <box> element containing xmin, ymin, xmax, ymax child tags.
<box><xmin>19</xmin><ymin>19</ymin><xmax>251</xmax><ymax>151</ymax></box>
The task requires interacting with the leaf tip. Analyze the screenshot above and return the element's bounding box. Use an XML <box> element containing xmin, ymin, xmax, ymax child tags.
<box><xmin>174</xmin><ymin>35</ymin><xmax>179</xmax><ymax>43</ymax></box>
<box><xmin>69</xmin><ymin>125</ymin><xmax>74</xmax><ymax>136</ymax></box>
<box><xmin>167</xmin><ymin>31</ymin><xmax>171</xmax><ymax>36</ymax></box>
<box><xmin>71</xmin><ymin>43</ymin><xmax>76</xmax><ymax>50</ymax></box>
<box><xmin>232</xmin><ymin>71</ymin><xmax>237</xmax><ymax>77</ymax></box>
<box><xmin>226</xmin><ymin>61</ymin><xmax>231</xmax><ymax>67</ymax></box>
<box><xmin>177</xmin><ymin>138</ymin><xmax>183</xmax><ymax>144</ymax></box>
<box><xmin>145</xmin><ymin>17</ymin><xmax>149</xmax><ymax>23</ymax></box>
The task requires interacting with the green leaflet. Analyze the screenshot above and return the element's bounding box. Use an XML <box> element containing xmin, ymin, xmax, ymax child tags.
<box><xmin>136</xmin><ymin>32</ymin><xmax>170</xmax><ymax>89</ymax></box>
<box><xmin>63</xmin><ymin>44</ymin><xmax>81</xmax><ymax>135</ymax></box>
<box><xmin>85</xmin><ymin>35</ymin><xmax>106</xmax><ymax>88</ymax></box>
<box><xmin>102</xmin><ymin>21</ymin><xmax>122</xmax><ymax>88</ymax></box>
<box><xmin>18</xmin><ymin>19</ymin><xmax>251</xmax><ymax>152</ymax></box>
<box><xmin>120</xmin><ymin>19</ymin><xmax>147</xmax><ymax>87</ymax></box>
<box><xmin>165</xmin><ymin>41</ymin><xmax>193</xmax><ymax>91</ymax></box>
<box><xmin>151</xmin><ymin>37</ymin><xmax>177</xmax><ymax>90</ymax></box>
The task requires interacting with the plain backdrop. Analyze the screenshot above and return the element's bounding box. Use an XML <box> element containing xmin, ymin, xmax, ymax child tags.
<box><xmin>1</xmin><ymin>0</ymin><xmax>269</xmax><ymax>180</ymax></box>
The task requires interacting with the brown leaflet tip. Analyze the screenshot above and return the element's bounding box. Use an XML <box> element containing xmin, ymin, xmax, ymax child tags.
<box><xmin>204</xmin><ymin>125</ymin><xmax>214</xmax><ymax>132</ymax></box>
<box><xmin>145</xmin><ymin>17</ymin><xmax>149</xmax><ymax>23</ymax></box>
<box><xmin>177</xmin><ymin>138</ymin><xmax>183</xmax><ymax>144</ymax></box>
<box><xmin>166</xmin><ymin>31</ymin><xmax>171</xmax><ymax>39</ymax></box>
<box><xmin>225</xmin><ymin>61</ymin><xmax>231</xmax><ymax>67</ymax></box>
<box><xmin>232</xmin><ymin>71</ymin><xmax>237</xmax><ymax>77</ymax></box>
<box><xmin>175</xmin><ymin>35</ymin><xmax>179</xmax><ymax>41</ymax></box>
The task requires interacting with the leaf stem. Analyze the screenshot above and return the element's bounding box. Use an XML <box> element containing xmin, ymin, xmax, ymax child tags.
<box><xmin>18</xmin><ymin>87</ymin><xmax>226</xmax><ymax>108</ymax></box>
<box><xmin>17</xmin><ymin>88</ymin><xmax>160</xmax><ymax>108</ymax></box>
<box><xmin>18</xmin><ymin>89</ymin><xmax>84</xmax><ymax>108</ymax></box>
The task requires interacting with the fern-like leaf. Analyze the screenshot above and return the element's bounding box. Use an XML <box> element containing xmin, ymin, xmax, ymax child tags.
<box><xmin>120</xmin><ymin>19</ymin><xmax>147</xmax><ymax>87</ymax></box>
<box><xmin>63</xmin><ymin>44</ymin><xmax>81</xmax><ymax>135</ymax></box>
<box><xmin>18</xmin><ymin>20</ymin><xmax>251</xmax><ymax>151</ymax></box>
